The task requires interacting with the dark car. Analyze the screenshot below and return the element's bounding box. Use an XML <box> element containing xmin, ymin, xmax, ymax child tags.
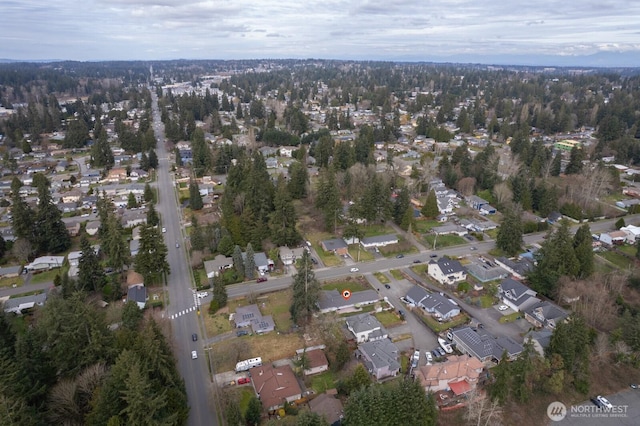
<box><xmin>432</xmin><ymin>350</ymin><xmax>440</xmax><ymax>359</ymax></box>
<box><xmin>257</xmin><ymin>277</ymin><xmax>267</xmax><ymax>283</ymax></box>
<box><xmin>396</xmin><ymin>254</ymin><xmax>404</xmax><ymax>258</ymax></box>
<box><xmin>413</xmin><ymin>259</ymin><xmax>422</xmax><ymax>264</ymax></box>
<box><xmin>430</xmin><ymin>254</ymin><xmax>438</xmax><ymax>258</ymax></box>
<box><xmin>384</xmin><ymin>284</ymin><xmax>391</xmax><ymax>289</ymax></box>
<box><xmin>311</xmin><ymin>257</ymin><xmax>318</xmax><ymax>265</ymax></box>
<box><xmin>192</xmin><ymin>333</ymin><xmax>198</xmax><ymax>341</ymax></box>
<box><xmin>236</xmin><ymin>330</ymin><xmax>249</xmax><ymax>337</ymax></box>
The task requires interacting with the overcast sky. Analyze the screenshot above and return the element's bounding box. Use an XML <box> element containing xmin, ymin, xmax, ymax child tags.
<box><xmin>2</xmin><ymin>0</ymin><xmax>640</xmax><ymax>66</ymax></box>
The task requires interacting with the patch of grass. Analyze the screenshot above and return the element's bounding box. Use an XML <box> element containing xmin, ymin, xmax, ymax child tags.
<box><xmin>413</xmin><ymin>220</ymin><xmax>441</xmax><ymax>234</ymax></box>
<box><xmin>258</xmin><ymin>290</ymin><xmax>293</xmax><ymax>330</ymax></box>
<box><xmin>348</xmin><ymin>245</ymin><xmax>374</xmax><ymax>262</ymax></box>
<box><xmin>339</xmin><ymin>304</ymin><xmax>377</xmax><ymax>317</ymax></box>
<box><xmin>9</xmin><ymin>289</ymin><xmax>45</xmax><ymax>299</ymax></box>
<box><xmin>598</xmin><ymin>251</ymin><xmax>633</xmax><ymax>269</ymax></box>
<box><xmin>310</xmin><ymin>370</ymin><xmax>336</xmax><ymax>393</ymax></box>
<box><xmin>204</xmin><ymin>312</ymin><xmax>233</xmax><ymax>336</ymax></box>
<box><xmin>238</xmin><ymin>387</ymin><xmax>255</xmax><ymax>416</ymax></box>
<box><xmin>373</xmin><ymin>272</ymin><xmax>390</xmax><ymax>284</ymax></box>
<box><xmin>400</xmin><ymin>353</ymin><xmax>409</xmax><ymax>373</ymax></box>
<box><xmin>499</xmin><ymin>312</ymin><xmax>521</xmax><ymax>323</ymax></box>
<box><xmin>322</xmin><ymin>278</ymin><xmax>370</xmax><ymax>293</ymax></box>
<box><xmin>410</xmin><ymin>264</ymin><xmax>427</xmax><ymax>275</ymax></box>
<box><xmin>471</xmin><ymin>295</ymin><xmax>496</xmax><ymax>308</ymax></box>
<box><xmin>374</xmin><ymin>310</ymin><xmax>403</xmax><ymax>327</ymax></box>
<box><xmin>618</xmin><ymin>245</ymin><xmax>637</xmax><ymax>257</ymax></box>
<box><xmin>29</xmin><ymin>269</ymin><xmax>61</xmax><ymax>284</ymax></box>
<box><xmin>419</xmin><ymin>313</ymin><xmax>469</xmax><ymax>333</ymax></box>
<box><xmin>362</xmin><ymin>224</ymin><xmax>396</xmax><ymax>237</ymax></box>
<box><xmin>389</xmin><ymin>269</ymin><xmax>404</xmax><ymax>280</ymax></box>
<box><xmin>423</xmin><ymin>234</ymin><xmax>466</xmax><ymax>249</ymax></box>
<box><xmin>391</xmin><ymin>333</ymin><xmax>413</xmax><ymax>343</ymax></box>
<box><xmin>595</xmin><ymin>257</ymin><xmax>617</xmax><ymax>274</ymax></box>
<box><xmin>0</xmin><ymin>276</ymin><xmax>24</xmax><ymax>288</ymax></box>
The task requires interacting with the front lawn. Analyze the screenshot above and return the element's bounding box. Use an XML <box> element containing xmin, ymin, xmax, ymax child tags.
<box><xmin>258</xmin><ymin>290</ymin><xmax>293</xmax><ymax>330</ymax></box>
<box><xmin>389</xmin><ymin>269</ymin><xmax>404</xmax><ymax>280</ymax></box>
<box><xmin>373</xmin><ymin>272</ymin><xmax>390</xmax><ymax>284</ymax></box>
<box><xmin>499</xmin><ymin>312</ymin><xmax>521</xmax><ymax>324</ymax></box>
<box><xmin>30</xmin><ymin>269</ymin><xmax>62</xmax><ymax>284</ymax></box>
<box><xmin>348</xmin><ymin>245</ymin><xmax>374</xmax><ymax>262</ymax></box>
<box><xmin>310</xmin><ymin>370</ymin><xmax>337</xmax><ymax>394</ymax></box>
<box><xmin>322</xmin><ymin>277</ymin><xmax>370</xmax><ymax>293</ymax></box>
<box><xmin>362</xmin><ymin>224</ymin><xmax>397</xmax><ymax>237</ymax></box>
<box><xmin>423</xmin><ymin>234</ymin><xmax>466</xmax><ymax>249</ymax></box>
<box><xmin>419</xmin><ymin>313</ymin><xmax>469</xmax><ymax>333</ymax></box>
<box><xmin>0</xmin><ymin>276</ymin><xmax>24</xmax><ymax>288</ymax></box>
<box><xmin>471</xmin><ymin>294</ymin><xmax>496</xmax><ymax>309</ymax></box>
<box><xmin>374</xmin><ymin>310</ymin><xmax>403</xmax><ymax>328</ymax></box>
<box><xmin>204</xmin><ymin>312</ymin><xmax>233</xmax><ymax>336</ymax></box>
<box><xmin>413</xmin><ymin>220</ymin><xmax>441</xmax><ymax>234</ymax></box>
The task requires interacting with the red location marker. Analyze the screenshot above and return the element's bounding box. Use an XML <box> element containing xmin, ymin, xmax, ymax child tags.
<box><xmin>342</xmin><ymin>290</ymin><xmax>351</xmax><ymax>300</ymax></box>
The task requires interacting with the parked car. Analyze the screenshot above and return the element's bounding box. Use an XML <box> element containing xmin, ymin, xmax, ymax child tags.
<box><xmin>432</xmin><ymin>350</ymin><xmax>440</xmax><ymax>359</ymax></box>
<box><xmin>237</xmin><ymin>377</ymin><xmax>251</xmax><ymax>384</ymax></box>
<box><xmin>257</xmin><ymin>277</ymin><xmax>267</xmax><ymax>283</ymax></box>
<box><xmin>192</xmin><ymin>333</ymin><xmax>198</xmax><ymax>341</ymax></box>
<box><xmin>498</xmin><ymin>305</ymin><xmax>508</xmax><ymax>311</ymax></box>
<box><xmin>176</xmin><ymin>243</ymin><xmax>180</xmax><ymax>248</ymax></box>
<box><xmin>384</xmin><ymin>284</ymin><xmax>391</xmax><ymax>289</ymax></box>
<box><xmin>311</xmin><ymin>257</ymin><xmax>318</xmax><ymax>265</ymax></box>
<box><xmin>425</xmin><ymin>352</ymin><xmax>433</xmax><ymax>364</ymax></box>
<box><xmin>631</xmin><ymin>384</ymin><xmax>639</xmax><ymax>389</ymax></box>
<box><xmin>396</xmin><ymin>254</ymin><xmax>404</xmax><ymax>258</ymax></box>
<box><xmin>413</xmin><ymin>259</ymin><xmax>422</xmax><ymax>263</ymax></box>
<box><xmin>437</xmin><ymin>348</ymin><xmax>446</xmax><ymax>357</ymax></box>
<box><xmin>197</xmin><ymin>292</ymin><xmax>209</xmax><ymax>298</ymax></box>
<box><xmin>350</xmin><ymin>267</ymin><xmax>359</xmax><ymax>272</ymax></box>
<box><xmin>162</xmin><ymin>227</ymin><xmax>166</xmax><ymax>233</ymax></box>
<box><xmin>446</xmin><ymin>331</ymin><xmax>453</xmax><ymax>340</ymax></box>
<box><xmin>465</xmin><ymin>235</ymin><xmax>474</xmax><ymax>241</ymax></box>
<box><xmin>236</xmin><ymin>330</ymin><xmax>249</xmax><ymax>337</ymax></box>
<box><xmin>592</xmin><ymin>395</ymin><xmax>613</xmax><ymax>409</ymax></box>
<box><xmin>191</xmin><ymin>350</ymin><xmax>198</xmax><ymax>360</ymax></box>
<box><xmin>430</xmin><ymin>254</ymin><xmax>438</xmax><ymax>258</ymax></box>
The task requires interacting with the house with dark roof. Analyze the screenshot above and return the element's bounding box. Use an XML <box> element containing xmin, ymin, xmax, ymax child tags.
<box><xmin>419</xmin><ymin>292</ymin><xmax>462</xmax><ymax>320</ymax></box>
<box><xmin>300</xmin><ymin>348</ymin><xmax>329</xmax><ymax>376</ymax></box>
<box><xmin>320</xmin><ymin>238</ymin><xmax>349</xmax><ymax>256</ymax></box>
<box><xmin>524</xmin><ymin>301</ymin><xmax>569</xmax><ymax>330</ymax></box>
<box><xmin>405</xmin><ymin>285</ymin><xmax>429</xmax><ymax>306</ymax></box>
<box><xmin>234</xmin><ymin>304</ymin><xmax>275</xmax><ymax>334</ymax></box>
<box><xmin>360</xmin><ymin>234</ymin><xmax>398</xmax><ymax>249</ymax></box>
<box><xmin>356</xmin><ymin>338</ymin><xmax>401</xmax><ymax>381</ymax></box>
<box><xmin>498</xmin><ymin>278</ymin><xmax>540</xmax><ymax>312</ymax></box>
<box><xmin>309</xmin><ymin>392</ymin><xmax>343</xmax><ymax>426</ymax></box>
<box><xmin>427</xmin><ymin>258</ymin><xmax>467</xmax><ymax>285</ymax></box>
<box><xmin>345</xmin><ymin>313</ymin><xmax>388</xmax><ymax>343</ymax></box>
<box><xmin>204</xmin><ymin>255</ymin><xmax>234</xmax><ymax>279</ymax></box>
<box><xmin>250</xmin><ymin>364</ymin><xmax>302</xmax><ymax>411</ymax></box>
<box><xmin>127</xmin><ymin>284</ymin><xmax>147</xmax><ymax>309</ymax></box>
<box><xmin>451</xmin><ymin>326</ymin><xmax>523</xmax><ymax>362</ymax></box>
<box><xmin>494</xmin><ymin>257</ymin><xmax>534</xmax><ymax>280</ymax></box>
<box><xmin>317</xmin><ymin>290</ymin><xmax>380</xmax><ymax>314</ymax></box>
<box><xmin>0</xmin><ymin>265</ymin><xmax>22</xmax><ymax>279</ymax></box>
<box><xmin>3</xmin><ymin>292</ymin><xmax>47</xmax><ymax>314</ymax></box>
<box><xmin>525</xmin><ymin>329</ymin><xmax>553</xmax><ymax>357</ymax></box>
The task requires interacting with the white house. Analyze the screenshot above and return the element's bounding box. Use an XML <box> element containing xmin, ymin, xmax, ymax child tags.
<box><xmin>25</xmin><ymin>256</ymin><xmax>65</xmax><ymax>272</ymax></box>
<box><xmin>427</xmin><ymin>257</ymin><xmax>467</xmax><ymax>285</ymax></box>
<box><xmin>345</xmin><ymin>313</ymin><xmax>389</xmax><ymax>343</ymax></box>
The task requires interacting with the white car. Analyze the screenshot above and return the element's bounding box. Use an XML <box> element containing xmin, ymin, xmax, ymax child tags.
<box><xmin>191</xmin><ymin>350</ymin><xmax>198</xmax><ymax>360</ymax></box>
<box><xmin>197</xmin><ymin>292</ymin><xmax>209</xmax><ymax>299</ymax></box>
<box><xmin>425</xmin><ymin>352</ymin><xmax>433</xmax><ymax>364</ymax></box>
<box><xmin>594</xmin><ymin>395</ymin><xmax>613</xmax><ymax>409</ymax></box>
<box><xmin>498</xmin><ymin>305</ymin><xmax>508</xmax><ymax>311</ymax></box>
<box><xmin>162</xmin><ymin>227</ymin><xmax>166</xmax><ymax>233</ymax></box>
<box><xmin>350</xmin><ymin>267</ymin><xmax>359</xmax><ymax>273</ymax></box>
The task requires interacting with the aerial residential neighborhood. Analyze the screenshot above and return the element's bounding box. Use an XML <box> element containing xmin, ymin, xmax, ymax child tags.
<box><xmin>1</xmin><ymin>57</ymin><xmax>640</xmax><ymax>426</ymax></box>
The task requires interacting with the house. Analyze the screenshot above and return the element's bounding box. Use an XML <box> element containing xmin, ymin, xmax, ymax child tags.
<box><xmin>120</xmin><ymin>209</ymin><xmax>147</xmax><ymax>228</ymax></box>
<box><xmin>547</xmin><ymin>211</ymin><xmax>562</xmax><ymax>224</ymax></box>
<box><xmin>451</xmin><ymin>326</ymin><xmax>523</xmax><ymax>362</ymax></box>
<box><xmin>359</xmin><ymin>234</ymin><xmax>399</xmax><ymax>249</ymax></box>
<box><xmin>309</xmin><ymin>392</ymin><xmax>343</xmax><ymax>426</ymax></box>
<box><xmin>479</xmin><ymin>204</ymin><xmax>497</xmax><ymax>215</ymax></box>
<box><xmin>242</xmin><ymin>251</ymin><xmax>274</xmax><ymax>274</ymax></box>
<box><xmin>85</xmin><ymin>221</ymin><xmax>100</xmax><ymax>236</ymax></box>
<box><xmin>300</xmin><ymin>348</ymin><xmax>329</xmax><ymax>376</ymax></box>
<box><xmin>345</xmin><ymin>313</ymin><xmax>389</xmax><ymax>343</ymax></box>
<box><xmin>250</xmin><ymin>364</ymin><xmax>302</xmax><ymax>411</ymax></box>
<box><xmin>278</xmin><ymin>246</ymin><xmax>307</xmax><ymax>266</ymax></box>
<box><xmin>127</xmin><ymin>284</ymin><xmax>147</xmax><ymax>309</ymax></box>
<box><xmin>129</xmin><ymin>239</ymin><xmax>140</xmax><ymax>257</ymax></box>
<box><xmin>494</xmin><ymin>257</ymin><xmax>534</xmax><ymax>281</ymax></box>
<box><xmin>279</xmin><ymin>146</ymin><xmax>296</xmax><ymax>157</ymax></box>
<box><xmin>419</xmin><ymin>292</ymin><xmax>461</xmax><ymax>320</ymax></box>
<box><xmin>234</xmin><ymin>304</ymin><xmax>275</xmax><ymax>334</ymax></box>
<box><xmin>65</xmin><ymin>221</ymin><xmax>81</xmax><ymax>237</ymax></box>
<box><xmin>0</xmin><ymin>265</ymin><xmax>22</xmax><ymax>279</ymax></box>
<box><xmin>317</xmin><ymin>289</ymin><xmax>380</xmax><ymax>314</ymax></box>
<box><xmin>467</xmin><ymin>195</ymin><xmax>490</xmax><ymax>210</ymax></box>
<box><xmin>427</xmin><ymin>257</ymin><xmax>467</xmax><ymax>285</ymax></box>
<box><xmin>432</xmin><ymin>224</ymin><xmax>468</xmax><ymax>236</ymax></box>
<box><xmin>265</xmin><ymin>157</ymin><xmax>279</xmax><ymax>169</ymax></box>
<box><xmin>61</xmin><ymin>189</ymin><xmax>83</xmax><ymax>203</ymax></box>
<box><xmin>25</xmin><ymin>256</ymin><xmax>65</xmax><ymax>272</ymax></box>
<box><xmin>498</xmin><ymin>278</ymin><xmax>540</xmax><ymax>312</ymax></box>
<box><xmin>3</xmin><ymin>292</ymin><xmax>47</xmax><ymax>314</ymax></box>
<box><xmin>621</xmin><ymin>225</ymin><xmax>640</xmax><ymax>244</ymax></box>
<box><xmin>405</xmin><ymin>285</ymin><xmax>430</xmax><ymax>306</ymax></box>
<box><xmin>356</xmin><ymin>338</ymin><xmax>401</xmax><ymax>381</ymax></box>
<box><xmin>204</xmin><ymin>255</ymin><xmax>234</xmax><ymax>279</ymax></box>
<box><xmin>320</xmin><ymin>238</ymin><xmax>349</xmax><ymax>256</ymax></box>
<box><xmin>106</xmin><ymin>167</ymin><xmax>127</xmax><ymax>182</ymax></box>
<box><xmin>415</xmin><ymin>354</ymin><xmax>484</xmax><ymax>393</ymax></box>
<box><xmin>524</xmin><ymin>301</ymin><xmax>569</xmax><ymax>330</ymax></box>
<box><xmin>524</xmin><ymin>329</ymin><xmax>553</xmax><ymax>357</ymax></box>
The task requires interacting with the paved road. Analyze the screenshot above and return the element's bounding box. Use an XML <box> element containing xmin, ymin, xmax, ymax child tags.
<box><xmin>553</xmin><ymin>389</ymin><xmax>640</xmax><ymax>425</ymax></box>
<box><xmin>150</xmin><ymin>94</ymin><xmax>218</xmax><ymax>426</ymax></box>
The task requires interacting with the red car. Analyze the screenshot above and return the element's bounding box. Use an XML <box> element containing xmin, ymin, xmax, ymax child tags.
<box><xmin>257</xmin><ymin>277</ymin><xmax>267</xmax><ymax>283</ymax></box>
<box><xmin>237</xmin><ymin>377</ymin><xmax>251</xmax><ymax>385</ymax></box>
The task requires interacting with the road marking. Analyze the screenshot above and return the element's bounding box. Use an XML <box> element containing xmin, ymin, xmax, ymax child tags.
<box><xmin>169</xmin><ymin>306</ymin><xmax>199</xmax><ymax>319</ymax></box>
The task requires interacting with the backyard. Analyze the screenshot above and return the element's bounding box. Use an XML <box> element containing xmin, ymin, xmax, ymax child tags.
<box><xmin>419</xmin><ymin>313</ymin><xmax>469</xmax><ymax>333</ymax></box>
<box><xmin>423</xmin><ymin>234</ymin><xmax>467</xmax><ymax>249</ymax></box>
<box><xmin>374</xmin><ymin>310</ymin><xmax>403</xmax><ymax>327</ymax></box>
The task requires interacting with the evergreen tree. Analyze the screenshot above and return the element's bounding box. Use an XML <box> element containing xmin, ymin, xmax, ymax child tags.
<box><xmin>421</xmin><ymin>189</ymin><xmax>439</xmax><ymax>219</ymax></box>
<box><xmin>287</xmin><ymin>161</ymin><xmax>308</xmax><ymax>199</ymax></box>
<box><xmin>134</xmin><ymin>225</ymin><xmax>170</xmax><ymax>284</ymax></box>
<box><xmin>565</xmin><ymin>146</ymin><xmax>585</xmax><ymax>175</ymax></box>
<box><xmin>103</xmin><ymin>214</ymin><xmax>130</xmax><ymax>274</ymax></box>
<box><xmin>34</xmin><ymin>183</ymin><xmax>71</xmax><ymax>253</ymax></box>
<box><xmin>547</xmin><ymin>316</ymin><xmax>591</xmax><ymax>394</ymax></box>
<box><xmin>211</xmin><ymin>275</ymin><xmax>227</xmax><ymax>311</ymax></box>
<box><xmin>270</xmin><ymin>176</ymin><xmax>301</xmax><ymax>246</ymax></box>
<box><xmin>143</xmin><ymin>183</ymin><xmax>154</xmax><ymax>203</ymax></box>
<box><xmin>147</xmin><ymin>149</ymin><xmax>158</xmax><ymax>169</ymax></box>
<box><xmin>496</xmin><ymin>207</ymin><xmax>523</xmax><ymax>256</ymax></box>
<box><xmin>127</xmin><ymin>192</ymin><xmax>138</xmax><ymax>209</ymax></box>
<box><xmin>232</xmin><ymin>245</ymin><xmax>245</xmax><ymax>280</ymax></box>
<box><xmin>290</xmin><ymin>251</ymin><xmax>320</xmax><ymax>325</ymax></box>
<box><xmin>189</xmin><ymin>180</ymin><xmax>203</xmax><ymax>210</ymax></box>
<box><xmin>10</xmin><ymin>180</ymin><xmax>35</xmax><ymax>243</ymax></box>
<box><xmin>489</xmin><ymin>351</ymin><xmax>511</xmax><ymax>404</ymax></box>
<box><xmin>244</xmin><ymin>243</ymin><xmax>256</xmax><ymax>280</ymax></box>
<box><xmin>245</xmin><ymin>396</ymin><xmax>262</xmax><ymax>426</ymax></box>
<box><xmin>573</xmin><ymin>224</ymin><xmax>594</xmax><ymax>278</ymax></box>
<box><xmin>77</xmin><ymin>235</ymin><xmax>106</xmax><ymax>293</ymax></box>
<box><xmin>615</xmin><ymin>217</ymin><xmax>625</xmax><ymax>229</ymax></box>
<box><xmin>315</xmin><ymin>167</ymin><xmax>341</xmax><ymax>231</ymax></box>
<box><xmin>393</xmin><ymin>186</ymin><xmax>411</xmax><ymax>225</ymax></box>
<box><xmin>550</xmin><ymin>153</ymin><xmax>562</xmax><ymax>176</ymax></box>
<box><xmin>146</xmin><ymin>203</ymin><xmax>159</xmax><ymax>227</ymax></box>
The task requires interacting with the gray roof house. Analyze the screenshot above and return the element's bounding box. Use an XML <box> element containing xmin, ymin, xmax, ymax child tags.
<box><xmin>357</xmin><ymin>338</ymin><xmax>401</xmax><ymax>381</ymax></box>
<box><xmin>498</xmin><ymin>278</ymin><xmax>540</xmax><ymax>311</ymax></box>
<box><xmin>524</xmin><ymin>301</ymin><xmax>569</xmax><ymax>330</ymax></box>
<box><xmin>406</xmin><ymin>285</ymin><xmax>430</xmax><ymax>306</ymax></box>
<box><xmin>419</xmin><ymin>292</ymin><xmax>461</xmax><ymax>320</ymax></box>
<box><xmin>234</xmin><ymin>304</ymin><xmax>275</xmax><ymax>334</ymax></box>
<box><xmin>0</xmin><ymin>265</ymin><xmax>22</xmax><ymax>279</ymax></box>
<box><xmin>427</xmin><ymin>257</ymin><xmax>467</xmax><ymax>286</ymax></box>
<box><xmin>360</xmin><ymin>234</ymin><xmax>398</xmax><ymax>249</ymax></box>
<box><xmin>525</xmin><ymin>329</ymin><xmax>553</xmax><ymax>357</ymax></box>
<box><xmin>204</xmin><ymin>255</ymin><xmax>234</xmax><ymax>279</ymax></box>
<box><xmin>242</xmin><ymin>251</ymin><xmax>273</xmax><ymax>273</ymax></box>
<box><xmin>494</xmin><ymin>257</ymin><xmax>534</xmax><ymax>280</ymax></box>
<box><xmin>451</xmin><ymin>326</ymin><xmax>523</xmax><ymax>362</ymax></box>
<box><xmin>127</xmin><ymin>284</ymin><xmax>147</xmax><ymax>310</ymax></box>
<box><xmin>320</xmin><ymin>238</ymin><xmax>349</xmax><ymax>256</ymax></box>
<box><xmin>345</xmin><ymin>313</ymin><xmax>389</xmax><ymax>343</ymax></box>
<box><xmin>317</xmin><ymin>290</ymin><xmax>380</xmax><ymax>314</ymax></box>
<box><xmin>3</xmin><ymin>292</ymin><xmax>47</xmax><ymax>314</ymax></box>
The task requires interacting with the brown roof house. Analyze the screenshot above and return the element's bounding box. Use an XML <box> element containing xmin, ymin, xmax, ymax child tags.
<box><xmin>415</xmin><ymin>354</ymin><xmax>484</xmax><ymax>395</ymax></box>
<box><xmin>250</xmin><ymin>364</ymin><xmax>302</xmax><ymax>411</ymax></box>
<box><xmin>296</xmin><ymin>348</ymin><xmax>329</xmax><ymax>376</ymax></box>
<box><xmin>309</xmin><ymin>392</ymin><xmax>344</xmax><ymax>426</ymax></box>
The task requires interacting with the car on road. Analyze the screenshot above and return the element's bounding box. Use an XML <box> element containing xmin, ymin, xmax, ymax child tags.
<box><xmin>397</xmin><ymin>310</ymin><xmax>404</xmax><ymax>317</ymax></box>
<box><xmin>396</xmin><ymin>254</ymin><xmax>404</xmax><ymax>258</ymax></box>
<box><xmin>425</xmin><ymin>352</ymin><xmax>433</xmax><ymax>364</ymax></box>
<box><xmin>311</xmin><ymin>257</ymin><xmax>318</xmax><ymax>265</ymax></box>
<box><xmin>236</xmin><ymin>330</ymin><xmax>249</xmax><ymax>337</ymax></box>
<box><xmin>384</xmin><ymin>284</ymin><xmax>391</xmax><ymax>289</ymax></box>
<box><xmin>162</xmin><ymin>227</ymin><xmax>166</xmax><ymax>233</ymax></box>
<box><xmin>197</xmin><ymin>292</ymin><xmax>209</xmax><ymax>298</ymax></box>
<box><xmin>498</xmin><ymin>305</ymin><xmax>508</xmax><ymax>311</ymax></box>
<box><xmin>430</xmin><ymin>254</ymin><xmax>438</xmax><ymax>258</ymax></box>
<box><xmin>470</xmin><ymin>246</ymin><xmax>477</xmax><ymax>251</ymax></box>
<box><xmin>592</xmin><ymin>395</ymin><xmax>613</xmax><ymax>409</ymax></box>
<box><xmin>237</xmin><ymin>377</ymin><xmax>251</xmax><ymax>385</ymax></box>
<box><xmin>413</xmin><ymin>259</ymin><xmax>422</xmax><ymax>263</ymax></box>
<box><xmin>192</xmin><ymin>333</ymin><xmax>198</xmax><ymax>341</ymax></box>
<box><xmin>176</xmin><ymin>243</ymin><xmax>180</xmax><ymax>248</ymax></box>
<box><xmin>191</xmin><ymin>350</ymin><xmax>198</xmax><ymax>360</ymax></box>
<box><xmin>465</xmin><ymin>235</ymin><xmax>474</xmax><ymax>241</ymax></box>
<box><xmin>631</xmin><ymin>383</ymin><xmax>639</xmax><ymax>389</ymax></box>
<box><xmin>257</xmin><ymin>277</ymin><xmax>267</xmax><ymax>283</ymax></box>
<box><xmin>350</xmin><ymin>267</ymin><xmax>359</xmax><ymax>272</ymax></box>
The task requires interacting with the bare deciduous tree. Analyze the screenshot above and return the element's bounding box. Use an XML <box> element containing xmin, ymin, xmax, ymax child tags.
<box><xmin>465</xmin><ymin>388</ymin><xmax>504</xmax><ymax>426</ymax></box>
<box><xmin>593</xmin><ymin>333</ymin><xmax>610</xmax><ymax>363</ymax></box>
<box><xmin>492</xmin><ymin>182</ymin><xmax>513</xmax><ymax>208</ymax></box>
<box><xmin>456</xmin><ymin>177</ymin><xmax>477</xmax><ymax>197</ymax></box>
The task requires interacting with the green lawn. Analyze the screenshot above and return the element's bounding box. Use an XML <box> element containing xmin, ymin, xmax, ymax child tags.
<box><xmin>238</xmin><ymin>387</ymin><xmax>256</xmax><ymax>417</ymax></box>
<box><xmin>420</xmin><ymin>313</ymin><xmax>469</xmax><ymax>333</ymax></box>
<box><xmin>0</xmin><ymin>276</ymin><xmax>24</xmax><ymax>288</ymax></box>
<box><xmin>310</xmin><ymin>370</ymin><xmax>337</xmax><ymax>393</ymax></box>
<box><xmin>389</xmin><ymin>269</ymin><xmax>404</xmax><ymax>280</ymax></box>
<box><xmin>340</xmin><ymin>305</ymin><xmax>376</xmax><ymax>317</ymax></box>
<box><xmin>374</xmin><ymin>310</ymin><xmax>403</xmax><ymax>327</ymax></box>
<box><xmin>598</xmin><ymin>251</ymin><xmax>634</xmax><ymax>270</ymax></box>
<box><xmin>410</xmin><ymin>264</ymin><xmax>428</xmax><ymax>275</ymax></box>
<box><xmin>373</xmin><ymin>272</ymin><xmax>390</xmax><ymax>284</ymax></box>
<box><xmin>471</xmin><ymin>295</ymin><xmax>496</xmax><ymax>309</ymax></box>
<box><xmin>30</xmin><ymin>269</ymin><xmax>62</xmax><ymax>284</ymax></box>
<box><xmin>618</xmin><ymin>245</ymin><xmax>637</xmax><ymax>257</ymax></box>
<box><xmin>499</xmin><ymin>312</ymin><xmax>521</xmax><ymax>323</ymax></box>
<box><xmin>322</xmin><ymin>279</ymin><xmax>370</xmax><ymax>293</ymax></box>
<box><xmin>258</xmin><ymin>290</ymin><xmax>293</xmax><ymax>330</ymax></box>
<box><xmin>362</xmin><ymin>224</ymin><xmax>397</xmax><ymax>237</ymax></box>
<box><xmin>413</xmin><ymin>220</ymin><xmax>441</xmax><ymax>234</ymax></box>
<box><xmin>348</xmin><ymin>245</ymin><xmax>374</xmax><ymax>262</ymax></box>
<box><xmin>423</xmin><ymin>234</ymin><xmax>466</xmax><ymax>249</ymax></box>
